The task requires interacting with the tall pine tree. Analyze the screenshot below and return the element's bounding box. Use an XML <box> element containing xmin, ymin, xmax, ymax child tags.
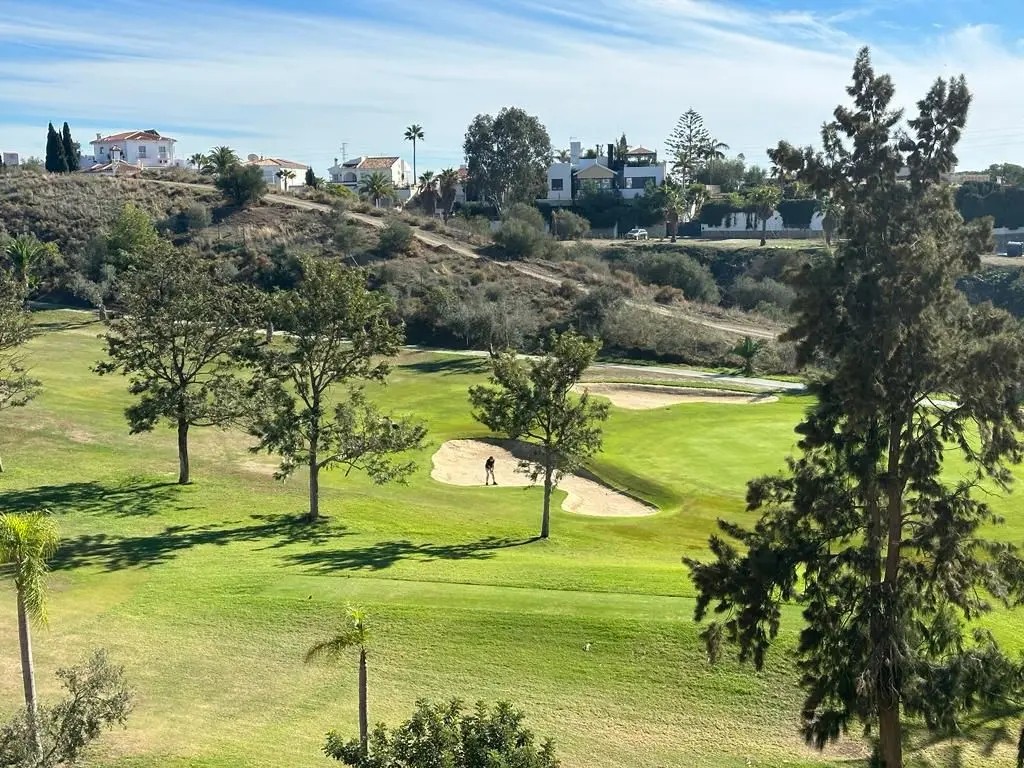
<box><xmin>44</xmin><ymin>123</ymin><xmax>68</xmax><ymax>173</ymax></box>
<box><xmin>61</xmin><ymin>122</ymin><xmax>80</xmax><ymax>171</ymax></box>
<box><xmin>687</xmin><ymin>48</ymin><xmax>1024</xmax><ymax>767</ymax></box>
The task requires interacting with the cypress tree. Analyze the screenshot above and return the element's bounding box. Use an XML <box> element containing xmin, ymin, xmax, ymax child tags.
<box><xmin>44</xmin><ymin>123</ymin><xmax>64</xmax><ymax>173</ymax></box>
<box><xmin>61</xmin><ymin>122</ymin><xmax>80</xmax><ymax>171</ymax></box>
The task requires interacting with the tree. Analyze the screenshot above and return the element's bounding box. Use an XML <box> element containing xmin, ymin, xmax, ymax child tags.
<box><xmin>0</xmin><ymin>512</ymin><xmax>60</xmax><ymax>757</ymax></box>
<box><xmin>555</xmin><ymin>148</ymin><xmax>571</xmax><ymax>163</ymax></box>
<box><xmin>201</xmin><ymin>146</ymin><xmax>239</xmax><ymax>176</ymax></box>
<box><xmin>551</xmin><ymin>209</ymin><xmax>589</xmax><ymax>240</ymax></box>
<box><xmin>3</xmin><ymin>234</ymin><xmax>59</xmax><ymax>295</ymax></box>
<box><xmin>216</xmin><ymin>164</ymin><xmax>267</xmax><ymax>207</ymax></box>
<box><xmin>305</xmin><ymin>167</ymin><xmax>319</xmax><ymax>189</ymax></box>
<box><xmin>276</xmin><ymin>168</ymin><xmax>296</xmax><ymax>191</ymax></box>
<box><xmin>306</xmin><ymin>607</ymin><xmax>371</xmax><ymax>755</ymax></box>
<box><xmin>469</xmin><ymin>331</ymin><xmax>609</xmax><ymax>539</ymax></box>
<box><xmin>94</xmin><ymin>246</ymin><xmax>255</xmax><ymax>484</ymax></box>
<box><xmin>323</xmin><ymin>699</ymin><xmax>559</xmax><ymax>768</ymax></box>
<box><xmin>730</xmin><ymin>336</ymin><xmax>765</xmax><ymax>376</ymax></box>
<box><xmin>403</xmin><ymin>124</ymin><xmax>424</xmax><ymax>183</ymax></box>
<box><xmin>665</xmin><ymin>109</ymin><xmax>727</xmax><ymax>184</ymax></box>
<box><xmin>0</xmin><ymin>274</ymin><xmax>40</xmax><ymax>472</ymax></box>
<box><xmin>359</xmin><ymin>171</ymin><xmax>393</xmax><ymax>209</ymax></box>
<box><xmin>657</xmin><ymin>180</ymin><xmax>685</xmax><ymax>242</ymax></box>
<box><xmin>0</xmin><ymin>650</ymin><xmax>133</xmax><ymax>768</ymax></box>
<box><xmin>615</xmin><ymin>133</ymin><xmax>629</xmax><ymax>165</ymax></box>
<box><xmin>60</xmin><ymin>122</ymin><xmax>79</xmax><ymax>171</ymax></box>
<box><xmin>417</xmin><ymin>171</ymin><xmax>438</xmax><ymax>215</ymax></box>
<box><xmin>687</xmin><ymin>48</ymin><xmax>1024</xmax><ymax>768</ymax></box>
<box><xmin>246</xmin><ymin>257</ymin><xmax>425</xmax><ymax>522</ymax></box>
<box><xmin>437</xmin><ymin>168</ymin><xmax>460</xmax><ymax>221</ymax></box>
<box><xmin>463</xmin><ymin>107</ymin><xmax>552</xmax><ymax>211</ymax></box>
<box><xmin>744</xmin><ymin>185</ymin><xmax>781</xmax><ymax>245</ymax></box>
<box><xmin>188</xmin><ymin>152</ymin><xmax>206</xmax><ymax>170</ymax></box>
<box><xmin>44</xmin><ymin>123</ymin><xmax>68</xmax><ymax>174</ymax></box>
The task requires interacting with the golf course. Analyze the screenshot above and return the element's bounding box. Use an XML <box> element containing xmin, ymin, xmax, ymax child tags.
<box><xmin>2</xmin><ymin>310</ymin><xmax>1022</xmax><ymax>768</ymax></box>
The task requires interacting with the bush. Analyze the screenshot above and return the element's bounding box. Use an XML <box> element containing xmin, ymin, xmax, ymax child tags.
<box><xmin>377</xmin><ymin>217</ymin><xmax>414</xmax><ymax>256</ymax></box>
<box><xmin>494</xmin><ymin>219</ymin><xmax>550</xmax><ymax>260</ymax></box>
<box><xmin>654</xmin><ymin>285</ymin><xmax>682</xmax><ymax>304</ymax></box>
<box><xmin>630</xmin><ymin>253</ymin><xmax>720</xmax><ymax>303</ymax></box>
<box><xmin>551</xmin><ymin>209</ymin><xmax>590</xmax><ymax>240</ymax></box>
<box><xmin>215</xmin><ymin>165</ymin><xmax>267</xmax><ymax>207</ymax></box>
<box><xmin>182</xmin><ymin>204</ymin><xmax>212</xmax><ymax>232</ymax></box>
<box><xmin>504</xmin><ymin>202</ymin><xmax>546</xmax><ymax>231</ymax></box>
<box><xmin>729</xmin><ymin>275</ymin><xmax>796</xmax><ymax>312</ymax></box>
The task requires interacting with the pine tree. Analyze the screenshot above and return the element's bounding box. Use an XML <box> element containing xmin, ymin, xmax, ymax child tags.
<box><xmin>61</xmin><ymin>122</ymin><xmax>80</xmax><ymax>171</ymax></box>
<box><xmin>688</xmin><ymin>47</ymin><xmax>1024</xmax><ymax>767</ymax></box>
<box><xmin>44</xmin><ymin>123</ymin><xmax>67</xmax><ymax>174</ymax></box>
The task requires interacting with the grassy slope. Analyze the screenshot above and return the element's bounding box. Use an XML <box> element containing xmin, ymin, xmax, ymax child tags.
<box><xmin>0</xmin><ymin>312</ymin><xmax>1021</xmax><ymax>767</ymax></box>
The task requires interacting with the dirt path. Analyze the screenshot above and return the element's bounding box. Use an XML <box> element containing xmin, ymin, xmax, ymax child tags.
<box><xmin>430</xmin><ymin>439</ymin><xmax>656</xmax><ymax>518</ymax></box>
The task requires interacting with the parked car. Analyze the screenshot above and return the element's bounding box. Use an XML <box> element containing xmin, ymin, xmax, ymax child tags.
<box><xmin>625</xmin><ymin>227</ymin><xmax>648</xmax><ymax>240</ymax></box>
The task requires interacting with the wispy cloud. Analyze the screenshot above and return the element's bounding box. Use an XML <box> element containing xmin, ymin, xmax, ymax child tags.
<box><xmin>0</xmin><ymin>0</ymin><xmax>1021</xmax><ymax>172</ymax></box>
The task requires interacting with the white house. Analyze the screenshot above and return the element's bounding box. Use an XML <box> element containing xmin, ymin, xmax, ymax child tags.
<box><xmin>84</xmin><ymin>129</ymin><xmax>178</xmax><ymax>169</ymax></box>
<box><xmin>1</xmin><ymin>152</ymin><xmax>18</xmax><ymax>167</ymax></box>
<box><xmin>244</xmin><ymin>155</ymin><xmax>309</xmax><ymax>191</ymax></box>
<box><xmin>327</xmin><ymin>156</ymin><xmax>414</xmax><ymax>191</ymax></box>
<box><xmin>541</xmin><ymin>140</ymin><xmax>667</xmax><ymax>203</ymax></box>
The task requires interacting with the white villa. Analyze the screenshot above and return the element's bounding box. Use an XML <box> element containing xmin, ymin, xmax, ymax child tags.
<box><xmin>328</xmin><ymin>156</ymin><xmax>414</xmax><ymax>191</ymax></box>
<box><xmin>83</xmin><ymin>129</ymin><xmax>178</xmax><ymax>170</ymax></box>
<box><xmin>543</xmin><ymin>140</ymin><xmax>667</xmax><ymax>204</ymax></box>
<box><xmin>244</xmin><ymin>155</ymin><xmax>309</xmax><ymax>191</ymax></box>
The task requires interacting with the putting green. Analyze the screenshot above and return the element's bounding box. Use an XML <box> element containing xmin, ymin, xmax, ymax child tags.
<box><xmin>0</xmin><ymin>311</ymin><xmax>1021</xmax><ymax>768</ymax></box>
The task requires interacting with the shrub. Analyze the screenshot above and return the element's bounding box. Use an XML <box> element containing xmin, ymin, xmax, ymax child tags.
<box><xmin>551</xmin><ymin>209</ymin><xmax>590</xmax><ymax>240</ymax></box>
<box><xmin>654</xmin><ymin>285</ymin><xmax>682</xmax><ymax>304</ymax></box>
<box><xmin>729</xmin><ymin>275</ymin><xmax>796</xmax><ymax>312</ymax></box>
<box><xmin>182</xmin><ymin>204</ymin><xmax>212</xmax><ymax>232</ymax></box>
<box><xmin>215</xmin><ymin>165</ymin><xmax>267</xmax><ymax>207</ymax></box>
<box><xmin>494</xmin><ymin>219</ymin><xmax>549</xmax><ymax>260</ymax></box>
<box><xmin>630</xmin><ymin>253</ymin><xmax>720</xmax><ymax>303</ymax></box>
<box><xmin>377</xmin><ymin>218</ymin><xmax>414</xmax><ymax>256</ymax></box>
<box><xmin>504</xmin><ymin>202</ymin><xmax>545</xmax><ymax>231</ymax></box>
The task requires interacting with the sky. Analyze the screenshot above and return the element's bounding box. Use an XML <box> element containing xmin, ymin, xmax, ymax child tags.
<box><xmin>1</xmin><ymin>0</ymin><xmax>1024</xmax><ymax>175</ymax></box>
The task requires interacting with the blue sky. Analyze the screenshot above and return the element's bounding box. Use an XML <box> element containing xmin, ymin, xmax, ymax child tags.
<box><xmin>1</xmin><ymin>0</ymin><xmax>1023</xmax><ymax>174</ymax></box>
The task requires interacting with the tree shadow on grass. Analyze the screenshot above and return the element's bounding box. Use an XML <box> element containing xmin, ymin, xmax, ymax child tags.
<box><xmin>399</xmin><ymin>356</ymin><xmax>488</xmax><ymax>376</ymax></box>
<box><xmin>0</xmin><ymin>478</ymin><xmax>190</xmax><ymax>518</ymax></box>
<box><xmin>50</xmin><ymin>513</ymin><xmax>350</xmax><ymax>572</ymax></box>
<box><xmin>284</xmin><ymin>535</ymin><xmax>539</xmax><ymax>573</ymax></box>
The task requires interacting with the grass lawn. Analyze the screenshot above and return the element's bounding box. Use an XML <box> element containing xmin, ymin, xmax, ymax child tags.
<box><xmin>1</xmin><ymin>311</ymin><xmax>1022</xmax><ymax>767</ymax></box>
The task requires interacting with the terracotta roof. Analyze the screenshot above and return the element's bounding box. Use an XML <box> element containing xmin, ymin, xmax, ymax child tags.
<box><xmin>357</xmin><ymin>156</ymin><xmax>400</xmax><ymax>170</ymax></box>
<box><xmin>457</xmin><ymin>166</ymin><xmax>469</xmax><ymax>181</ymax></box>
<box><xmin>246</xmin><ymin>157</ymin><xmax>308</xmax><ymax>170</ymax></box>
<box><xmin>626</xmin><ymin>146</ymin><xmax>656</xmax><ymax>155</ymax></box>
<box><xmin>92</xmin><ymin>129</ymin><xmax>176</xmax><ymax>144</ymax></box>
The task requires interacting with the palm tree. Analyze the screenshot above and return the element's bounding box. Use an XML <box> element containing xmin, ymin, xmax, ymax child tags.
<box><xmin>359</xmin><ymin>171</ymin><xmax>394</xmax><ymax>209</ymax></box>
<box><xmin>660</xmin><ymin>182</ymin><xmax>685</xmax><ymax>242</ymax></box>
<box><xmin>188</xmin><ymin>152</ymin><xmax>206</xmax><ymax>170</ymax></box>
<box><xmin>732</xmin><ymin>336</ymin><xmax>765</xmax><ymax>376</ymax></box>
<box><xmin>305</xmin><ymin>607</ymin><xmax>370</xmax><ymax>754</ymax></box>
<box><xmin>555</xmin><ymin>148</ymin><xmax>571</xmax><ymax>163</ymax></box>
<box><xmin>418</xmin><ymin>171</ymin><xmax>438</xmax><ymax>215</ymax></box>
<box><xmin>745</xmin><ymin>185</ymin><xmax>782</xmax><ymax>246</ymax></box>
<box><xmin>276</xmin><ymin>168</ymin><xmax>296</xmax><ymax>192</ymax></box>
<box><xmin>703</xmin><ymin>138</ymin><xmax>730</xmax><ymax>164</ymax></box>
<box><xmin>4</xmin><ymin>234</ymin><xmax>50</xmax><ymax>294</ymax></box>
<box><xmin>403</xmin><ymin>124</ymin><xmax>424</xmax><ymax>182</ymax></box>
<box><xmin>0</xmin><ymin>512</ymin><xmax>60</xmax><ymax>757</ymax></box>
<box><xmin>437</xmin><ymin>168</ymin><xmax>460</xmax><ymax>221</ymax></box>
<box><xmin>201</xmin><ymin>146</ymin><xmax>239</xmax><ymax>177</ymax></box>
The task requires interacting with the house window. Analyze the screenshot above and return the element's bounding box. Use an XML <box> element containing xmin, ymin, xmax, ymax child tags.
<box><xmin>158</xmin><ymin>145</ymin><xmax>167</xmax><ymax>157</ymax></box>
<box><xmin>137</xmin><ymin>146</ymin><xmax>147</xmax><ymax>158</ymax></box>
<box><xmin>551</xmin><ymin>178</ymin><xmax>564</xmax><ymax>191</ymax></box>
<box><xmin>627</xmin><ymin>176</ymin><xmax>656</xmax><ymax>190</ymax></box>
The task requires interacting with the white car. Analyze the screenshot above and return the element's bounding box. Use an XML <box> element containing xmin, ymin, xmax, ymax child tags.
<box><xmin>625</xmin><ymin>227</ymin><xmax>649</xmax><ymax>240</ymax></box>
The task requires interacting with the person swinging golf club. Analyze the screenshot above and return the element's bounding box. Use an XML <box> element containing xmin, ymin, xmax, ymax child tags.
<box><xmin>484</xmin><ymin>455</ymin><xmax>497</xmax><ymax>486</ymax></box>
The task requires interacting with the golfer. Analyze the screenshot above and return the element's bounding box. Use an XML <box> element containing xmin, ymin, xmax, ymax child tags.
<box><xmin>484</xmin><ymin>456</ymin><xmax>497</xmax><ymax>486</ymax></box>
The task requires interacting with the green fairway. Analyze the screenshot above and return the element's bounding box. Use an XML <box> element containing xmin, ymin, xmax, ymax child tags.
<box><xmin>1</xmin><ymin>311</ymin><xmax>1021</xmax><ymax>767</ymax></box>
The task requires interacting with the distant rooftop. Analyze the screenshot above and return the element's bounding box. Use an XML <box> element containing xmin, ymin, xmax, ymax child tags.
<box><xmin>92</xmin><ymin>129</ymin><xmax>175</xmax><ymax>144</ymax></box>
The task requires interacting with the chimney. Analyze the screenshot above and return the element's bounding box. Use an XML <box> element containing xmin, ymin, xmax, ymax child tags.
<box><xmin>96</xmin><ymin>132</ymin><xmax>102</xmax><ymax>140</ymax></box>
<box><xmin>607</xmin><ymin>143</ymin><xmax>614</xmax><ymax>168</ymax></box>
<box><xmin>570</xmin><ymin>140</ymin><xmax>581</xmax><ymax>166</ymax></box>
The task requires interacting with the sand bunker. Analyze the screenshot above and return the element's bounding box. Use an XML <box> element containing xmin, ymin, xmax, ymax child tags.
<box><xmin>572</xmin><ymin>383</ymin><xmax>778</xmax><ymax>410</ymax></box>
<box><xmin>431</xmin><ymin>439</ymin><xmax>656</xmax><ymax>518</ymax></box>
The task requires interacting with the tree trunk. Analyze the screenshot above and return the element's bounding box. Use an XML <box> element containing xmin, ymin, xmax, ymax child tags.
<box><xmin>98</xmin><ymin>303</ymin><xmax>109</xmax><ymax>324</ymax></box>
<box><xmin>760</xmin><ymin>216</ymin><xmax>767</xmax><ymax>246</ymax></box>
<box><xmin>541</xmin><ymin>463</ymin><xmax>553</xmax><ymax>539</ymax></box>
<box><xmin>17</xmin><ymin>593</ymin><xmax>41</xmax><ymax>758</ymax></box>
<box><xmin>0</xmin><ymin>453</ymin><xmax>5</xmax><ymax>473</ymax></box>
<box><xmin>878</xmin><ymin>703</ymin><xmax>902</xmax><ymax>767</ymax></box>
<box><xmin>177</xmin><ymin>418</ymin><xmax>190</xmax><ymax>485</ymax></box>
<box><xmin>265</xmin><ymin>320</ymin><xmax>274</xmax><ymax>344</ymax></box>
<box><xmin>308</xmin><ymin>448</ymin><xmax>320</xmax><ymax>523</ymax></box>
<box><xmin>358</xmin><ymin>648</ymin><xmax>368</xmax><ymax>754</ymax></box>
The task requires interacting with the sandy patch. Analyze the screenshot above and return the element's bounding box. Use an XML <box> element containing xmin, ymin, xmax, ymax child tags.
<box><xmin>572</xmin><ymin>383</ymin><xmax>779</xmax><ymax>410</ymax></box>
<box><xmin>238</xmin><ymin>459</ymin><xmax>281</xmax><ymax>476</ymax></box>
<box><xmin>431</xmin><ymin>439</ymin><xmax>656</xmax><ymax>518</ymax></box>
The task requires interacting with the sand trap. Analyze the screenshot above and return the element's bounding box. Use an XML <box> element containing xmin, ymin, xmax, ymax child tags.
<box><xmin>572</xmin><ymin>382</ymin><xmax>778</xmax><ymax>410</ymax></box>
<box><xmin>431</xmin><ymin>439</ymin><xmax>656</xmax><ymax>518</ymax></box>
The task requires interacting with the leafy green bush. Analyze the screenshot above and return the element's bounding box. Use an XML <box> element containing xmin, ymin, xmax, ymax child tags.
<box><xmin>551</xmin><ymin>209</ymin><xmax>590</xmax><ymax>240</ymax></box>
<box><xmin>629</xmin><ymin>253</ymin><xmax>720</xmax><ymax>303</ymax></box>
<box><xmin>377</xmin><ymin>218</ymin><xmax>414</xmax><ymax>256</ymax></box>
<box><xmin>182</xmin><ymin>204</ymin><xmax>212</xmax><ymax>232</ymax></box>
<box><xmin>215</xmin><ymin>165</ymin><xmax>267</xmax><ymax>207</ymax></box>
<box><xmin>729</xmin><ymin>275</ymin><xmax>795</xmax><ymax>312</ymax></box>
<box><xmin>494</xmin><ymin>219</ymin><xmax>549</xmax><ymax>260</ymax></box>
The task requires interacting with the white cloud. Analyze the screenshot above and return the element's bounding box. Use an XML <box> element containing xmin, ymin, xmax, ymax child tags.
<box><xmin>0</xmin><ymin>0</ymin><xmax>1022</xmax><ymax>173</ymax></box>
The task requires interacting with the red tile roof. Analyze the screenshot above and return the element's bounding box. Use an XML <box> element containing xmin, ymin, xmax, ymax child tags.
<box><xmin>357</xmin><ymin>156</ymin><xmax>400</xmax><ymax>170</ymax></box>
<box><xmin>92</xmin><ymin>129</ymin><xmax>176</xmax><ymax>144</ymax></box>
